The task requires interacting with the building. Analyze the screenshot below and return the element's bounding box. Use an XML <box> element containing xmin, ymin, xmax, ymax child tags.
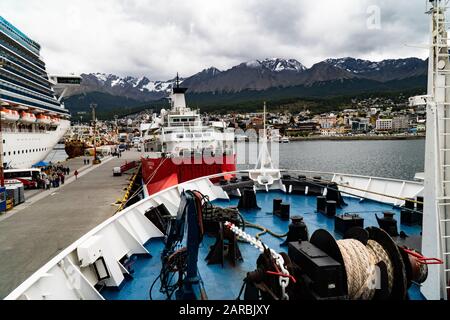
<box><xmin>392</xmin><ymin>116</ymin><xmax>410</xmax><ymax>131</ymax></box>
<box><xmin>320</xmin><ymin>126</ymin><xmax>348</xmax><ymax>136</ymax></box>
<box><xmin>318</xmin><ymin>115</ymin><xmax>337</xmax><ymax>129</ymax></box>
<box><xmin>376</xmin><ymin>119</ymin><xmax>393</xmax><ymax>131</ymax></box>
<box><xmin>286</xmin><ymin>122</ymin><xmax>319</xmax><ymax>136</ymax></box>
<box><xmin>321</xmin><ymin>128</ymin><xmax>338</xmax><ymax>136</ymax></box>
<box><xmin>417</xmin><ymin>123</ymin><xmax>426</xmax><ymax>132</ymax></box>
<box><xmin>351</xmin><ymin>118</ymin><xmax>370</xmax><ymax>132</ymax></box>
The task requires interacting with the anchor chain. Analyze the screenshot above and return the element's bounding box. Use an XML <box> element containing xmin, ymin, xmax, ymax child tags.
<box><xmin>225</xmin><ymin>221</ymin><xmax>291</xmax><ymax>300</ymax></box>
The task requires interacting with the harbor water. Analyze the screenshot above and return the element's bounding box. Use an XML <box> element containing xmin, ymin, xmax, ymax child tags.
<box><xmin>44</xmin><ymin>140</ymin><xmax>426</xmax><ymax>181</ymax></box>
<box><xmin>238</xmin><ymin>139</ymin><xmax>425</xmax><ymax>181</ymax></box>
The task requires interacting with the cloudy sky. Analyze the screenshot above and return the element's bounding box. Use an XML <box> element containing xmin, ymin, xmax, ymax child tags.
<box><xmin>1</xmin><ymin>0</ymin><xmax>432</xmax><ymax>80</ymax></box>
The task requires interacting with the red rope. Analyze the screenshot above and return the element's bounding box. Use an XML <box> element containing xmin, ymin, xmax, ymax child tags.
<box><xmin>266</xmin><ymin>271</ymin><xmax>297</xmax><ymax>284</ymax></box>
<box><xmin>402</xmin><ymin>248</ymin><xmax>444</xmax><ymax>265</ymax></box>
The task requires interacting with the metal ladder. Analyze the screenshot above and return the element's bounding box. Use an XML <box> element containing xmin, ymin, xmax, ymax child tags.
<box><xmin>434</xmin><ymin>4</ymin><xmax>450</xmax><ymax>297</ymax></box>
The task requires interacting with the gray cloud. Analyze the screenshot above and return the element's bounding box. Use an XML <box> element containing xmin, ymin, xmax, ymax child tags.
<box><xmin>0</xmin><ymin>0</ymin><xmax>431</xmax><ymax>79</ymax></box>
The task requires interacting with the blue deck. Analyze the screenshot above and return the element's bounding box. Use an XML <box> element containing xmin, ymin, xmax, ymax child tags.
<box><xmin>101</xmin><ymin>191</ymin><xmax>424</xmax><ymax>300</ymax></box>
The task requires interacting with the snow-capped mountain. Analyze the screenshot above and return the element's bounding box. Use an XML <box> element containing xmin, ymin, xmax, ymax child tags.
<box><xmin>245</xmin><ymin>58</ymin><xmax>307</xmax><ymax>72</ymax></box>
<box><xmin>324</xmin><ymin>57</ymin><xmax>427</xmax><ymax>81</ymax></box>
<box><xmin>91</xmin><ymin>73</ymin><xmax>178</xmax><ymax>93</ymax></box>
<box><xmin>70</xmin><ymin>57</ymin><xmax>427</xmax><ymax>100</ymax></box>
<box><xmin>70</xmin><ymin>73</ymin><xmax>180</xmax><ymax>101</ymax></box>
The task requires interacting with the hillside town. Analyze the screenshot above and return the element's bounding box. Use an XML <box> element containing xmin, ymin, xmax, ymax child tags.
<box><xmin>109</xmin><ymin>96</ymin><xmax>427</xmax><ymax>141</ymax></box>
<box><xmin>206</xmin><ymin>96</ymin><xmax>427</xmax><ymax>139</ymax></box>
<box><xmin>214</xmin><ymin>98</ymin><xmax>426</xmax><ymax>138</ymax></box>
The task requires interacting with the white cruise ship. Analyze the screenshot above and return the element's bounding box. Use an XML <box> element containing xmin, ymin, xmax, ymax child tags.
<box><xmin>0</xmin><ymin>16</ymin><xmax>80</xmax><ymax>169</ymax></box>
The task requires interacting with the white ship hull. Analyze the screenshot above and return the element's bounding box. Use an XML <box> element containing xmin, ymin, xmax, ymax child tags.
<box><xmin>3</xmin><ymin>119</ymin><xmax>70</xmax><ymax>168</ymax></box>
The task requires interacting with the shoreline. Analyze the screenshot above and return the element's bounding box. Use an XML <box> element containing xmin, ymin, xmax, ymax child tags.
<box><xmin>287</xmin><ymin>134</ymin><xmax>426</xmax><ymax>142</ymax></box>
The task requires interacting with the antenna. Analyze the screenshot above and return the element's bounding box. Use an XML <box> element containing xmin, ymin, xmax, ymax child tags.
<box><xmin>176</xmin><ymin>73</ymin><xmax>180</xmax><ymax>88</ymax></box>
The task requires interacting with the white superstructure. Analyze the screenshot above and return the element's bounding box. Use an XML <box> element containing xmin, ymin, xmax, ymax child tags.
<box><xmin>411</xmin><ymin>0</ymin><xmax>450</xmax><ymax>300</ymax></box>
<box><xmin>0</xmin><ymin>16</ymin><xmax>81</xmax><ymax>168</ymax></box>
<box><xmin>141</xmin><ymin>76</ymin><xmax>235</xmax><ymax>158</ymax></box>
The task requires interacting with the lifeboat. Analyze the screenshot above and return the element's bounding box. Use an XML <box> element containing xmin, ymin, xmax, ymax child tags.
<box><xmin>50</xmin><ymin>116</ymin><xmax>60</xmax><ymax>126</ymax></box>
<box><xmin>0</xmin><ymin>108</ymin><xmax>20</xmax><ymax>122</ymax></box>
<box><xmin>20</xmin><ymin>111</ymin><xmax>37</xmax><ymax>124</ymax></box>
<box><xmin>36</xmin><ymin>114</ymin><xmax>52</xmax><ymax>125</ymax></box>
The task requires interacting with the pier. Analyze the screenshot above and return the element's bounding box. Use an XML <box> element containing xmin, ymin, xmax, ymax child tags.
<box><xmin>0</xmin><ymin>151</ymin><xmax>141</xmax><ymax>299</ymax></box>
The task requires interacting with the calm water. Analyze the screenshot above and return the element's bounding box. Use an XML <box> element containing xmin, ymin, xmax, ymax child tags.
<box><xmin>43</xmin><ymin>140</ymin><xmax>426</xmax><ymax>180</ymax></box>
<box><xmin>238</xmin><ymin>139</ymin><xmax>425</xmax><ymax>181</ymax></box>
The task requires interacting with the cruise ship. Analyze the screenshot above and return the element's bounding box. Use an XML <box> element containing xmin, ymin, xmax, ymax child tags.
<box><xmin>3</xmin><ymin>1</ymin><xmax>450</xmax><ymax>301</ymax></box>
<box><xmin>0</xmin><ymin>16</ymin><xmax>80</xmax><ymax>169</ymax></box>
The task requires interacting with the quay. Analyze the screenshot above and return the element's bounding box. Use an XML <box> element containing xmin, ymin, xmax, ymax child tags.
<box><xmin>0</xmin><ymin>151</ymin><xmax>141</xmax><ymax>299</ymax></box>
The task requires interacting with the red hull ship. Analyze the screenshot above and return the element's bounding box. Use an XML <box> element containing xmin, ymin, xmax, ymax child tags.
<box><xmin>142</xmin><ymin>155</ymin><xmax>236</xmax><ymax>195</ymax></box>
<box><xmin>141</xmin><ymin>77</ymin><xmax>236</xmax><ymax>195</ymax></box>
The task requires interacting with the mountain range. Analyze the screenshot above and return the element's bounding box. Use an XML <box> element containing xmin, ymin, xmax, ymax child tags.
<box><xmin>64</xmin><ymin>57</ymin><xmax>428</xmax><ymax>116</ymax></box>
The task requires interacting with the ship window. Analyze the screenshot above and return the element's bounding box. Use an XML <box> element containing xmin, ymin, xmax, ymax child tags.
<box><xmin>93</xmin><ymin>257</ymin><xmax>111</xmax><ymax>281</ymax></box>
<box><xmin>173</xmin><ymin>119</ymin><xmax>180</xmax><ymax>122</ymax></box>
<box><xmin>176</xmin><ymin>134</ymin><xmax>184</xmax><ymax>139</ymax></box>
<box><xmin>181</xmin><ymin>118</ymin><xmax>188</xmax><ymax>122</ymax></box>
<box><xmin>8</xmin><ymin>152</ymin><xmax>11</xmax><ymax>156</ymax></box>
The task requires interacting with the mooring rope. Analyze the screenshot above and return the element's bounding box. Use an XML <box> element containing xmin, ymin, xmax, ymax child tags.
<box><xmin>244</xmin><ymin>221</ymin><xmax>288</xmax><ymax>240</ymax></box>
<box><xmin>366</xmin><ymin>240</ymin><xmax>394</xmax><ymax>295</ymax></box>
<box><xmin>336</xmin><ymin>239</ymin><xmax>394</xmax><ymax>300</ymax></box>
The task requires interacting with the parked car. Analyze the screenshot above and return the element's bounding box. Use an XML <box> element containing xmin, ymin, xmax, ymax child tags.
<box><xmin>118</xmin><ymin>144</ymin><xmax>127</xmax><ymax>152</ymax></box>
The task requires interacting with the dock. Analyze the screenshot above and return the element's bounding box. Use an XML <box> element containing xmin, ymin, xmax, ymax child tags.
<box><xmin>0</xmin><ymin>151</ymin><xmax>141</xmax><ymax>299</ymax></box>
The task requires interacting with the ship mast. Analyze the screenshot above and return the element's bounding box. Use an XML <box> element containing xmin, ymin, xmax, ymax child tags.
<box><xmin>255</xmin><ymin>102</ymin><xmax>273</xmax><ymax>172</ymax></box>
<box><xmin>414</xmin><ymin>0</ymin><xmax>450</xmax><ymax>300</ymax></box>
<box><xmin>171</xmin><ymin>73</ymin><xmax>188</xmax><ymax>113</ymax></box>
<box><xmin>90</xmin><ymin>103</ymin><xmax>100</xmax><ymax>165</ymax></box>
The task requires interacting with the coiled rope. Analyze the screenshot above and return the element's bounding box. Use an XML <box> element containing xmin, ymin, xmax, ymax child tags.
<box><xmin>336</xmin><ymin>239</ymin><xmax>393</xmax><ymax>300</ymax></box>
